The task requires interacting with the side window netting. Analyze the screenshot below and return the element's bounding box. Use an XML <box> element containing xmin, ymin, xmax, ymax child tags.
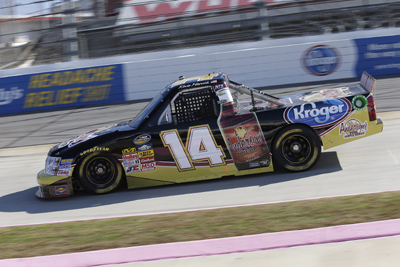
<box><xmin>173</xmin><ymin>88</ymin><xmax>217</xmax><ymax>124</ymax></box>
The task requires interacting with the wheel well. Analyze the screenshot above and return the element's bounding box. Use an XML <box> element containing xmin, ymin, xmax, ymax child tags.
<box><xmin>271</xmin><ymin>123</ymin><xmax>321</xmax><ymax>149</ymax></box>
<box><xmin>72</xmin><ymin>152</ymin><xmax>126</xmax><ymax>181</ymax></box>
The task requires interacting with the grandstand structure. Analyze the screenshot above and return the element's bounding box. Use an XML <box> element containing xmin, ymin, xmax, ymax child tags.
<box><xmin>0</xmin><ymin>0</ymin><xmax>400</xmax><ymax>68</ymax></box>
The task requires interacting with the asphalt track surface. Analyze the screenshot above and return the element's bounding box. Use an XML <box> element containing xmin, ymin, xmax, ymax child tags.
<box><xmin>0</xmin><ymin>75</ymin><xmax>399</xmax><ymax>227</ymax></box>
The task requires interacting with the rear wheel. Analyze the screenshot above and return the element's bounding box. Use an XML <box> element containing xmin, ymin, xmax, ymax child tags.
<box><xmin>272</xmin><ymin>125</ymin><xmax>321</xmax><ymax>172</ymax></box>
<box><xmin>77</xmin><ymin>152</ymin><xmax>123</xmax><ymax>194</ymax></box>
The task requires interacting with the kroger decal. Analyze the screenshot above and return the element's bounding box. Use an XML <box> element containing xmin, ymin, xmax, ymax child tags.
<box><xmin>285</xmin><ymin>99</ymin><xmax>350</xmax><ymax>128</ymax></box>
<box><xmin>302</xmin><ymin>45</ymin><xmax>340</xmax><ymax>76</ymax></box>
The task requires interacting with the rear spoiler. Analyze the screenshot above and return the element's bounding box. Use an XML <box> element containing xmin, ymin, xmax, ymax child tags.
<box><xmin>360</xmin><ymin>71</ymin><xmax>375</xmax><ymax>93</ymax></box>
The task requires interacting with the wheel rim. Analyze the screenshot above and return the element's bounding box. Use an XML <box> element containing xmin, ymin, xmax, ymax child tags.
<box><xmin>282</xmin><ymin>135</ymin><xmax>311</xmax><ymax>164</ymax></box>
<box><xmin>86</xmin><ymin>157</ymin><xmax>115</xmax><ymax>186</ymax></box>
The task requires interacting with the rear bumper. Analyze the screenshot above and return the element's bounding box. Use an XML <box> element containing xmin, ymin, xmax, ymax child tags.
<box><xmin>36</xmin><ymin>169</ymin><xmax>74</xmax><ymax>198</ymax></box>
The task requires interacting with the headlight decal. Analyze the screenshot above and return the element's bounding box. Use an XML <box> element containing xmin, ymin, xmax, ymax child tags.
<box><xmin>45</xmin><ymin>156</ymin><xmax>61</xmax><ymax>175</ymax></box>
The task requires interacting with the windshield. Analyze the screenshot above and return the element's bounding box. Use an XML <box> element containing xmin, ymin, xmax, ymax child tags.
<box><xmin>129</xmin><ymin>91</ymin><xmax>165</xmax><ymax>129</ymax></box>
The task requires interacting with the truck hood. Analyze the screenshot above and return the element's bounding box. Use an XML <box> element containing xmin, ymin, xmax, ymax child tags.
<box><xmin>50</xmin><ymin>122</ymin><xmax>131</xmax><ymax>153</ymax></box>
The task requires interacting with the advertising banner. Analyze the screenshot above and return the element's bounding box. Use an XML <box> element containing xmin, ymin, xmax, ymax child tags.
<box><xmin>0</xmin><ymin>64</ymin><xmax>125</xmax><ymax>115</ymax></box>
<box><xmin>354</xmin><ymin>35</ymin><xmax>400</xmax><ymax>77</ymax></box>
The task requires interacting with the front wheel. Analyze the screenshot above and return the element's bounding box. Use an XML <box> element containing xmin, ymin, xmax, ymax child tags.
<box><xmin>272</xmin><ymin>125</ymin><xmax>321</xmax><ymax>172</ymax></box>
<box><xmin>77</xmin><ymin>152</ymin><xmax>124</xmax><ymax>194</ymax></box>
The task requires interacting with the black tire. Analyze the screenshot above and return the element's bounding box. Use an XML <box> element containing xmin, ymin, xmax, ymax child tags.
<box><xmin>77</xmin><ymin>152</ymin><xmax>123</xmax><ymax>194</ymax></box>
<box><xmin>272</xmin><ymin>125</ymin><xmax>321</xmax><ymax>172</ymax></box>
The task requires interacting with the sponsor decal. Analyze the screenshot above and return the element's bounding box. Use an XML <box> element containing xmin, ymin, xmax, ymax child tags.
<box><xmin>126</xmin><ymin>165</ymin><xmax>140</xmax><ymax>173</ymax></box>
<box><xmin>284</xmin><ymin>99</ymin><xmax>351</xmax><ymax>128</ymax></box>
<box><xmin>55</xmin><ymin>185</ymin><xmax>68</xmax><ymax>195</ymax></box>
<box><xmin>122</xmin><ymin>159</ymin><xmax>140</xmax><ymax>167</ymax></box>
<box><xmin>23</xmin><ymin>65</ymin><xmax>123</xmax><ymax>111</ymax></box>
<box><xmin>58</xmin><ymin>125</ymin><xmax>116</xmax><ymax>148</ymax></box>
<box><xmin>80</xmin><ymin>146</ymin><xmax>109</xmax><ymax>156</ymax></box>
<box><xmin>58</xmin><ymin>164</ymin><xmax>71</xmax><ymax>171</ymax></box>
<box><xmin>235</xmin><ymin>126</ymin><xmax>247</xmax><ymax>139</ymax></box>
<box><xmin>122</xmin><ymin>153</ymin><xmax>139</xmax><ymax>160</ymax></box>
<box><xmin>119</xmin><ymin>1</ymin><xmax>260</xmax><ymax>25</ymax></box>
<box><xmin>57</xmin><ymin>170</ymin><xmax>70</xmax><ymax>176</ymax></box>
<box><xmin>122</xmin><ymin>147</ymin><xmax>137</xmax><ymax>154</ymax></box>
<box><xmin>249</xmin><ymin>161</ymin><xmax>260</xmax><ymax>168</ymax></box>
<box><xmin>302</xmin><ymin>45</ymin><xmax>340</xmax><ymax>76</ymax></box>
<box><xmin>339</xmin><ymin>119</ymin><xmax>368</xmax><ymax>139</ymax></box>
<box><xmin>302</xmin><ymin>88</ymin><xmax>351</xmax><ymax>102</ymax></box>
<box><xmin>214</xmin><ymin>82</ymin><xmax>232</xmax><ymax>104</ymax></box>
<box><xmin>228</xmin><ymin>131</ymin><xmax>264</xmax><ymax>154</ymax></box>
<box><xmin>141</xmin><ymin>162</ymin><xmax>156</xmax><ymax>171</ymax></box>
<box><xmin>59</xmin><ymin>158</ymin><xmax>73</xmax><ymax>171</ymax></box>
<box><xmin>137</xmin><ymin>143</ymin><xmax>153</xmax><ymax>151</ymax></box>
<box><xmin>140</xmin><ymin>157</ymin><xmax>155</xmax><ymax>164</ymax></box>
<box><xmin>352</xmin><ymin>95</ymin><xmax>368</xmax><ymax>111</ymax></box>
<box><xmin>138</xmin><ymin>149</ymin><xmax>154</xmax><ymax>158</ymax></box>
<box><xmin>0</xmin><ymin>87</ymin><xmax>24</xmax><ymax>105</ymax></box>
<box><xmin>134</xmin><ymin>134</ymin><xmax>151</xmax><ymax>145</ymax></box>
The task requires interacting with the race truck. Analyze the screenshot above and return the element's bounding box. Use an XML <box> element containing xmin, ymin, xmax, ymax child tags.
<box><xmin>36</xmin><ymin>71</ymin><xmax>383</xmax><ymax>198</ymax></box>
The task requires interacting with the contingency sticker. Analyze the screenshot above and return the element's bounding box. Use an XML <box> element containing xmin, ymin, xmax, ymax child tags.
<box><xmin>55</xmin><ymin>185</ymin><xmax>68</xmax><ymax>195</ymax></box>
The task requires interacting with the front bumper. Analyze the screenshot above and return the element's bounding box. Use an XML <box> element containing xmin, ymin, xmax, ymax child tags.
<box><xmin>36</xmin><ymin>169</ymin><xmax>74</xmax><ymax>198</ymax></box>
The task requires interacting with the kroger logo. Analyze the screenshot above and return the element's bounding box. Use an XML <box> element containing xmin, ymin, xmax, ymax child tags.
<box><xmin>0</xmin><ymin>87</ymin><xmax>24</xmax><ymax>105</ymax></box>
<box><xmin>284</xmin><ymin>99</ymin><xmax>350</xmax><ymax>128</ymax></box>
<box><xmin>302</xmin><ymin>45</ymin><xmax>340</xmax><ymax>76</ymax></box>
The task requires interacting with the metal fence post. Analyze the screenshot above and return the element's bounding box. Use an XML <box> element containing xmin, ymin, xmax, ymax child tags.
<box><xmin>62</xmin><ymin>0</ymin><xmax>79</xmax><ymax>61</ymax></box>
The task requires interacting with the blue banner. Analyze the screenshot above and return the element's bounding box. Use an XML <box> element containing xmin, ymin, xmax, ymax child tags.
<box><xmin>354</xmin><ymin>35</ymin><xmax>400</xmax><ymax>77</ymax></box>
<box><xmin>0</xmin><ymin>64</ymin><xmax>125</xmax><ymax>115</ymax></box>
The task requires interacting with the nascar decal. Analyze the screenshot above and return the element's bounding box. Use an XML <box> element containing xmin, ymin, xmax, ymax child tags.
<box><xmin>134</xmin><ymin>134</ymin><xmax>151</xmax><ymax>145</ymax></box>
<box><xmin>284</xmin><ymin>98</ymin><xmax>351</xmax><ymax>128</ymax></box>
<box><xmin>160</xmin><ymin>125</ymin><xmax>226</xmax><ymax>171</ymax></box>
<box><xmin>339</xmin><ymin>119</ymin><xmax>368</xmax><ymax>139</ymax></box>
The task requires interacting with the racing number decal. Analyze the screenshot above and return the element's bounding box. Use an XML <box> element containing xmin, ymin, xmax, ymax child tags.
<box><xmin>160</xmin><ymin>125</ymin><xmax>226</xmax><ymax>171</ymax></box>
<box><xmin>186</xmin><ymin>125</ymin><xmax>226</xmax><ymax>165</ymax></box>
<box><xmin>161</xmin><ymin>130</ymin><xmax>194</xmax><ymax>170</ymax></box>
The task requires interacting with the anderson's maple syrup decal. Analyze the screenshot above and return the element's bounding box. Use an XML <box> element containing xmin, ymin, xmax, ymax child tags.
<box><xmin>339</xmin><ymin>119</ymin><xmax>368</xmax><ymax>139</ymax></box>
